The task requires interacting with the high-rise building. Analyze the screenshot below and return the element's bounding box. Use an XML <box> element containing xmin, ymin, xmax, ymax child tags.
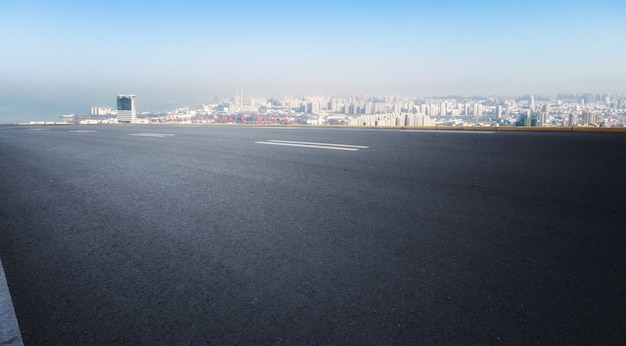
<box><xmin>581</xmin><ymin>110</ymin><xmax>598</xmax><ymax>125</ymax></box>
<box><xmin>117</xmin><ymin>95</ymin><xmax>136</xmax><ymax>123</ymax></box>
<box><xmin>374</xmin><ymin>102</ymin><xmax>386</xmax><ymax>114</ymax></box>
<box><xmin>364</xmin><ymin>102</ymin><xmax>373</xmax><ymax>115</ymax></box>
<box><xmin>393</xmin><ymin>103</ymin><xmax>401</xmax><ymax>114</ymax></box>
<box><xmin>543</xmin><ymin>104</ymin><xmax>551</xmax><ymax>113</ymax></box>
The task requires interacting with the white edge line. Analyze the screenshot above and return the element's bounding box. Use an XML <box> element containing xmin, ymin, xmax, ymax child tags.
<box><xmin>268</xmin><ymin>140</ymin><xmax>368</xmax><ymax>149</ymax></box>
<box><xmin>255</xmin><ymin>142</ymin><xmax>360</xmax><ymax>151</ymax></box>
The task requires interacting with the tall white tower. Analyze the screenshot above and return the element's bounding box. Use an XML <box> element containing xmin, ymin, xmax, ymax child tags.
<box><xmin>117</xmin><ymin>95</ymin><xmax>136</xmax><ymax>123</ymax></box>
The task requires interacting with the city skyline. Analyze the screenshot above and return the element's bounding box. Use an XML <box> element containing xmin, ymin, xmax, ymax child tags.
<box><xmin>1</xmin><ymin>0</ymin><xmax>626</xmax><ymax>123</ymax></box>
<box><xmin>42</xmin><ymin>92</ymin><xmax>623</xmax><ymax>130</ymax></box>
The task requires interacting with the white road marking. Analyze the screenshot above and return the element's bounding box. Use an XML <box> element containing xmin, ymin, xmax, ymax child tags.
<box><xmin>256</xmin><ymin>142</ymin><xmax>360</xmax><ymax>151</ymax></box>
<box><xmin>268</xmin><ymin>140</ymin><xmax>369</xmax><ymax>149</ymax></box>
<box><xmin>402</xmin><ymin>130</ymin><xmax>495</xmax><ymax>134</ymax></box>
<box><xmin>255</xmin><ymin>140</ymin><xmax>368</xmax><ymax>151</ymax></box>
<box><xmin>69</xmin><ymin>130</ymin><xmax>97</xmax><ymax>133</ymax></box>
<box><xmin>130</xmin><ymin>133</ymin><xmax>175</xmax><ymax>138</ymax></box>
<box><xmin>27</xmin><ymin>128</ymin><xmax>47</xmax><ymax>131</ymax></box>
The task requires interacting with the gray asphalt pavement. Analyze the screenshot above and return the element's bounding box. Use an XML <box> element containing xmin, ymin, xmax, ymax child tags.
<box><xmin>1</xmin><ymin>125</ymin><xmax>625</xmax><ymax>344</ymax></box>
<box><xmin>0</xmin><ymin>258</ymin><xmax>22</xmax><ymax>345</ymax></box>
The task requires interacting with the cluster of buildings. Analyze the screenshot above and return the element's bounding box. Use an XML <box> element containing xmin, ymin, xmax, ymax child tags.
<box><xmin>346</xmin><ymin>113</ymin><xmax>435</xmax><ymax>127</ymax></box>
<box><xmin>60</xmin><ymin>95</ymin><xmax>136</xmax><ymax>125</ymax></box>
<box><xmin>56</xmin><ymin>93</ymin><xmax>626</xmax><ymax>128</ymax></box>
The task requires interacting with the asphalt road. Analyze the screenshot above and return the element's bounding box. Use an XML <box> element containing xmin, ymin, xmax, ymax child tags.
<box><xmin>1</xmin><ymin>125</ymin><xmax>625</xmax><ymax>344</ymax></box>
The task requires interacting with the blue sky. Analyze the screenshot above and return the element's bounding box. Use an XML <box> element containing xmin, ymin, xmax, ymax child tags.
<box><xmin>1</xmin><ymin>0</ymin><xmax>625</xmax><ymax>122</ymax></box>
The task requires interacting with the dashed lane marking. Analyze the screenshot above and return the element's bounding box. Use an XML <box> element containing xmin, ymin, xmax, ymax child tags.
<box><xmin>268</xmin><ymin>140</ymin><xmax>368</xmax><ymax>149</ymax></box>
<box><xmin>69</xmin><ymin>130</ymin><xmax>97</xmax><ymax>133</ymax></box>
<box><xmin>255</xmin><ymin>140</ymin><xmax>368</xmax><ymax>151</ymax></box>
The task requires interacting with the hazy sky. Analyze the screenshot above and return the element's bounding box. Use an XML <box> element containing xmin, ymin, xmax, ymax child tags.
<box><xmin>1</xmin><ymin>0</ymin><xmax>625</xmax><ymax>122</ymax></box>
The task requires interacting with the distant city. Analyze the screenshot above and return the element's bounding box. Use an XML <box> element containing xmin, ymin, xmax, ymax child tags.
<box><xmin>23</xmin><ymin>92</ymin><xmax>626</xmax><ymax>128</ymax></box>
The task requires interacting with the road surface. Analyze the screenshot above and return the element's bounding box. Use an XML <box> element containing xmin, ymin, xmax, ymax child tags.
<box><xmin>1</xmin><ymin>125</ymin><xmax>625</xmax><ymax>344</ymax></box>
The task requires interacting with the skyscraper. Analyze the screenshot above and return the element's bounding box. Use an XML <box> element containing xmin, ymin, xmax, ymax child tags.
<box><xmin>117</xmin><ymin>95</ymin><xmax>136</xmax><ymax>123</ymax></box>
